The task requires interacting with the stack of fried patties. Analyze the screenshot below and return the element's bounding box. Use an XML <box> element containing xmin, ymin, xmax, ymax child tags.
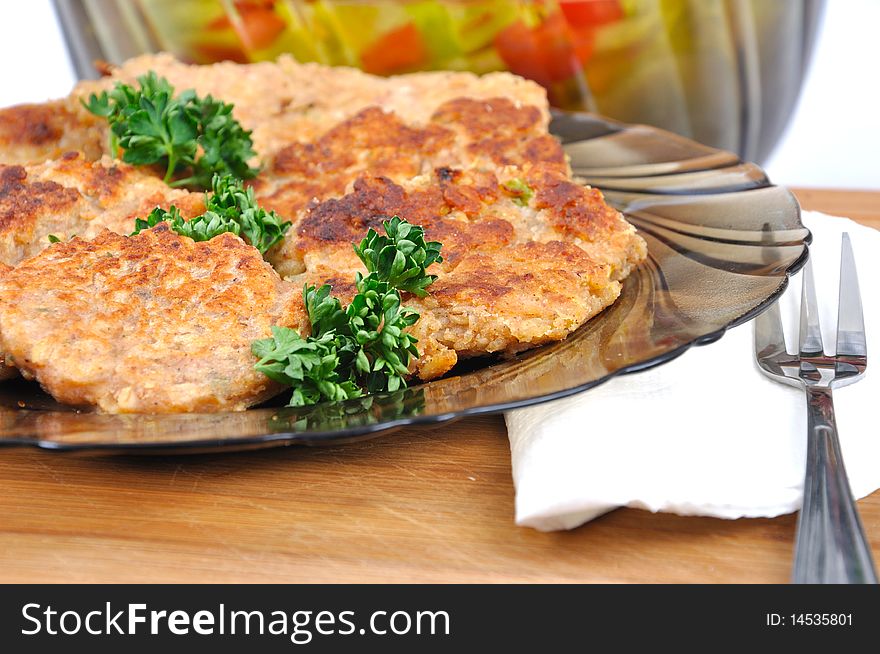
<box><xmin>0</xmin><ymin>54</ymin><xmax>645</xmax><ymax>413</ymax></box>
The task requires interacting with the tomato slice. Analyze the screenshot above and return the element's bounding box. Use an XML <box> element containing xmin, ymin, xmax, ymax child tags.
<box><xmin>494</xmin><ymin>20</ymin><xmax>548</xmax><ymax>85</ymax></box>
<box><xmin>235</xmin><ymin>3</ymin><xmax>286</xmax><ymax>51</ymax></box>
<box><xmin>360</xmin><ymin>23</ymin><xmax>429</xmax><ymax>75</ymax></box>
<box><xmin>494</xmin><ymin>11</ymin><xmax>593</xmax><ymax>86</ymax></box>
<box><xmin>559</xmin><ymin>0</ymin><xmax>624</xmax><ymax>29</ymax></box>
<box><xmin>208</xmin><ymin>1</ymin><xmax>287</xmax><ymax>52</ymax></box>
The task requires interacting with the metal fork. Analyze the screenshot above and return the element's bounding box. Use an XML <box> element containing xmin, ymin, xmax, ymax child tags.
<box><xmin>755</xmin><ymin>233</ymin><xmax>878</xmax><ymax>584</ymax></box>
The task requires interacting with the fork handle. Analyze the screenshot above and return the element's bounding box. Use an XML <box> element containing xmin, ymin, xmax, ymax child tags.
<box><xmin>793</xmin><ymin>385</ymin><xmax>878</xmax><ymax>584</ymax></box>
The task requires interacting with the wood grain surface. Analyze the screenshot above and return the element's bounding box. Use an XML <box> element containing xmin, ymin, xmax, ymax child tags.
<box><xmin>1</xmin><ymin>189</ymin><xmax>878</xmax><ymax>584</ymax></box>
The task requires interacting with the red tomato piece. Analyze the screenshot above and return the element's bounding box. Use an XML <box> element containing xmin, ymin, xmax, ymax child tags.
<box><xmin>360</xmin><ymin>23</ymin><xmax>429</xmax><ymax>75</ymax></box>
<box><xmin>494</xmin><ymin>20</ymin><xmax>550</xmax><ymax>85</ymax></box>
<box><xmin>206</xmin><ymin>15</ymin><xmax>233</xmax><ymax>31</ymax></box>
<box><xmin>559</xmin><ymin>0</ymin><xmax>624</xmax><ymax>29</ymax></box>
<box><xmin>495</xmin><ymin>11</ymin><xmax>593</xmax><ymax>86</ymax></box>
<box><xmin>231</xmin><ymin>1</ymin><xmax>287</xmax><ymax>51</ymax></box>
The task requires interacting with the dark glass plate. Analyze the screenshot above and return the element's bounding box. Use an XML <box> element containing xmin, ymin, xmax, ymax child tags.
<box><xmin>0</xmin><ymin>112</ymin><xmax>809</xmax><ymax>453</ymax></box>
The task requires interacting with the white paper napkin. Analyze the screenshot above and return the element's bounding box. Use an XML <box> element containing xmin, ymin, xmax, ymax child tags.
<box><xmin>505</xmin><ymin>211</ymin><xmax>880</xmax><ymax>531</ymax></box>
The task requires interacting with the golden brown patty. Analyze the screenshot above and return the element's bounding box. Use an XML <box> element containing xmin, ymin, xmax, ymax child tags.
<box><xmin>0</xmin><ymin>262</ymin><xmax>14</xmax><ymax>381</ymax></box>
<box><xmin>76</xmin><ymin>54</ymin><xmax>551</xmax><ymax>162</ymax></box>
<box><xmin>255</xmin><ymin>96</ymin><xmax>565</xmax><ymax>221</ymax></box>
<box><xmin>0</xmin><ymin>100</ymin><xmax>106</xmax><ymax>165</ymax></box>
<box><xmin>408</xmin><ymin>241</ymin><xmax>621</xmax><ymax>379</ymax></box>
<box><xmin>259</xmin><ymin>96</ymin><xmax>639</xmax><ymax>275</ymax></box>
<box><xmin>0</xmin><ymin>152</ymin><xmax>203</xmax><ymax>266</ymax></box>
<box><xmin>280</xmin><ymin>171</ymin><xmax>643</xmax><ymax>379</ymax></box>
<box><xmin>248</xmin><ymin>90</ymin><xmax>645</xmax><ymax>381</ymax></box>
<box><xmin>0</xmin><ymin>53</ymin><xmax>550</xmax><ymax>167</ymax></box>
<box><xmin>0</xmin><ymin>225</ymin><xmax>306</xmax><ymax>412</ymax></box>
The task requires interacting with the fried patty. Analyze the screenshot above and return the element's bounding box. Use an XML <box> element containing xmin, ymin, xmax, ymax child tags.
<box><xmin>284</xmin><ymin>169</ymin><xmax>643</xmax><ymax>379</ymax></box>
<box><xmin>0</xmin><ymin>53</ymin><xmax>549</xmax><ymax>167</ymax></box>
<box><xmin>0</xmin><ymin>100</ymin><xmax>106</xmax><ymax>166</ymax></box>
<box><xmin>0</xmin><ymin>262</ymin><xmax>14</xmax><ymax>381</ymax></box>
<box><xmin>254</xmin><ymin>93</ymin><xmax>645</xmax><ymax>379</ymax></box>
<box><xmin>0</xmin><ymin>225</ymin><xmax>306</xmax><ymax>412</ymax></box>
<box><xmin>260</xmin><ymin>97</ymin><xmax>640</xmax><ymax>275</ymax></box>
<box><xmin>0</xmin><ymin>152</ymin><xmax>203</xmax><ymax>266</ymax></box>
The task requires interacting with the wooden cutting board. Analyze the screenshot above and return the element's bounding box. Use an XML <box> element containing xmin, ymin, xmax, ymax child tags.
<box><xmin>1</xmin><ymin>188</ymin><xmax>877</xmax><ymax>583</ymax></box>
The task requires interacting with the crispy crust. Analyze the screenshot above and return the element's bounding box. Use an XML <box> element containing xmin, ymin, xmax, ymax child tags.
<box><xmin>0</xmin><ymin>262</ymin><xmax>14</xmax><ymax>381</ymax></box>
<box><xmin>0</xmin><ymin>226</ymin><xmax>306</xmax><ymax>412</ymax></box>
<box><xmin>278</xmin><ymin>169</ymin><xmax>642</xmax><ymax>379</ymax></box>
<box><xmin>0</xmin><ymin>53</ymin><xmax>551</xmax><ymax>167</ymax></box>
<box><xmin>258</xmin><ymin>95</ymin><xmax>578</xmax><ymax>281</ymax></box>
<box><xmin>258</xmin><ymin>97</ymin><xmax>563</xmax><ymax>221</ymax></box>
<box><xmin>408</xmin><ymin>241</ymin><xmax>620</xmax><ymax>378</ymax></box>
<box><xmin>294</xmin><ymin>174</ymin><xmax>514</xmax><ymax>267</ymax></box>
<box><xmin>0</xmin><ymin>100</ymin><xmax>106</xmax><ymax>166</ymax></box>
<box><xmin>0</xmin><ymin>153</ymin><xmax>203</xmax><ymax>266</ymax></box>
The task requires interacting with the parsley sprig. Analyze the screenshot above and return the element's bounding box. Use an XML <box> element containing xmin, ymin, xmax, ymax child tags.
<box><xmin>84</xmin><ymin>72</ymin><xmax>258</xmax><ymax>188</ymax></box>
<box><xmin>132</xmin><ymin>174</ymin><xmax>291</xmax><ymax>255</ymax></box>
<box><xmin>353</xmin><ymin>216</ymin><xmax>442</xmax><ymax>297</ymax></box>
<box><xmin>251</xmin><ymin>328</ymin><xmax>361</xmax><ymax>408</ymax></box>
<box><xmin>345</xmin><ymin>274</ymin><xmax>421</xmax><ymax>393</ymax></box>
<box><xmin>252</xmin><ymin>217</ymin><xmax>441</xmax><ymax>407</ymax></box>
<box><xmin>206</xmin><ymin>174</ymin><xmax>291</xmax><ymax>254</ymax></box>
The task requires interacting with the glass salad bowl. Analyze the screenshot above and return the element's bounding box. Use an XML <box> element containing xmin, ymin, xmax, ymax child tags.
<box><xmin>55</xmin><ymin>0</ymin><xmax>825</xmax><ymax>161</ymax></box>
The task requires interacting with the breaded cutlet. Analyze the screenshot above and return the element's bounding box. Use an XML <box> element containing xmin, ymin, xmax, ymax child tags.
<box><xmin>0</xmin><ymin>225</ymin><xmax>307</xmax><ymax>412</ymax></box>
<box><xmin>285</xmin><ymin>170</ymin><xmax>642</xmax><ymax>379</ymax></box>
<box><xmin>0</xmin><ymin>262</ymin><xmax>14</xmax><ymax>381</ymax></box>
<box><xmin>0</xmin><ymin>53</ymin><xmax>549</xmax><ymax>167</ymax></box>
<box><xmin>255</xmin><ymin>93</ymin><xmax>645</xmax><ymax>379</ymax></box>
<box><xmin>0</xmin><ymin>152</ymin><xmax>203</xmax><ymax>267</ymax></box>
<box><xmin>0</xmin><ymin>100</ymin><xmax>106</xmax><ymax>166</ymax></box>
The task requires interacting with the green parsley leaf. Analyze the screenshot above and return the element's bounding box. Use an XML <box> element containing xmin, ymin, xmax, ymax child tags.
<box><xmin>353</xmin><ymin>216</ymin><xmax>442</xmax><ymax>297</ymax></box>
<box><xmin>131</xmin><ymin>203</ymin><xmax>235</xmax><ymax>242</ymax></box>
<box><xmin>85</xmin><ymin>72</ymin><xmax>198</xmax><ymax>184</ymax></box>
<box><xmin>130</xmin><ymin>174</ymin><xmax>290</xmax><ymax>254</ymax></box>
<box><xmin>304</xmin><ymin>283</ymin><xmax>348</xmax><ymax>338</ymax></box>
<box><xmin>347</xmin><ymin>274</ymin><xmax>420</xmax><ymax>394</ymax></box>
<box><xmin>83</xmin><ymin>72</ymin><xmax>258</xmax><ymax>190</ymax></box>
<box><xmin>175</xmin><ymin>210</ymin><xmax>242</xmax><ymax>242</ymax></box>
<box><xmin>173</xmin><ymin>95</ymin><xmax>258</xmax><ymax>189</ymax></box>
<box><xmin>47</xmin><ymin>234</ymin><xmax>62</xmax><ymax>243</ymax></box>
<box><xmin>251</xmin><ymin>327</ymin><xmax>362</xmax><ymax>407</ymax></box>
<box><xmin>132</xmin><ymin>206</ymin><xmax>185</xmax><ymax>235</ymax></box>
<box><xmin>254</xmin><ymin>218</ymin><xmax>440</xmax><ymax>406</ymax></box>
<box><xmin>204</xmin><ymin>174</ymin><xmax>290</xmax><ymax>254</ymax></box>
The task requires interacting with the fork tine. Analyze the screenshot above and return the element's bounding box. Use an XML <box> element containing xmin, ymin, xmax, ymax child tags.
<box><xmin>755</xmin><ymin>296</ymin><xmax>787</xmax><ymax>360</ymax></box>
<box><xmin>836</xmin><ymin>233</ymin><xmax>867</xmax><ymax>358</ymax></box>
<box><xmin>799</xmin><ymin>257</ymin><xmax>824</xmax><ymax>357</ymax></box>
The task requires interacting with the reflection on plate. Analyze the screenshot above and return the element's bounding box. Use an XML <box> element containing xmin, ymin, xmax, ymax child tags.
<box><xmin>0</xmin><ymin>112</ymin><xmax>809</xmax><ymax>453</ymax></box>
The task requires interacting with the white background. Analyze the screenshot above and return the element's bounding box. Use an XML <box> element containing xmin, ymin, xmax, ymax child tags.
<box><xmin>0</xmin><ymin>0</ymin><xmax>877</xmax><ymax>190</ymax></box>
